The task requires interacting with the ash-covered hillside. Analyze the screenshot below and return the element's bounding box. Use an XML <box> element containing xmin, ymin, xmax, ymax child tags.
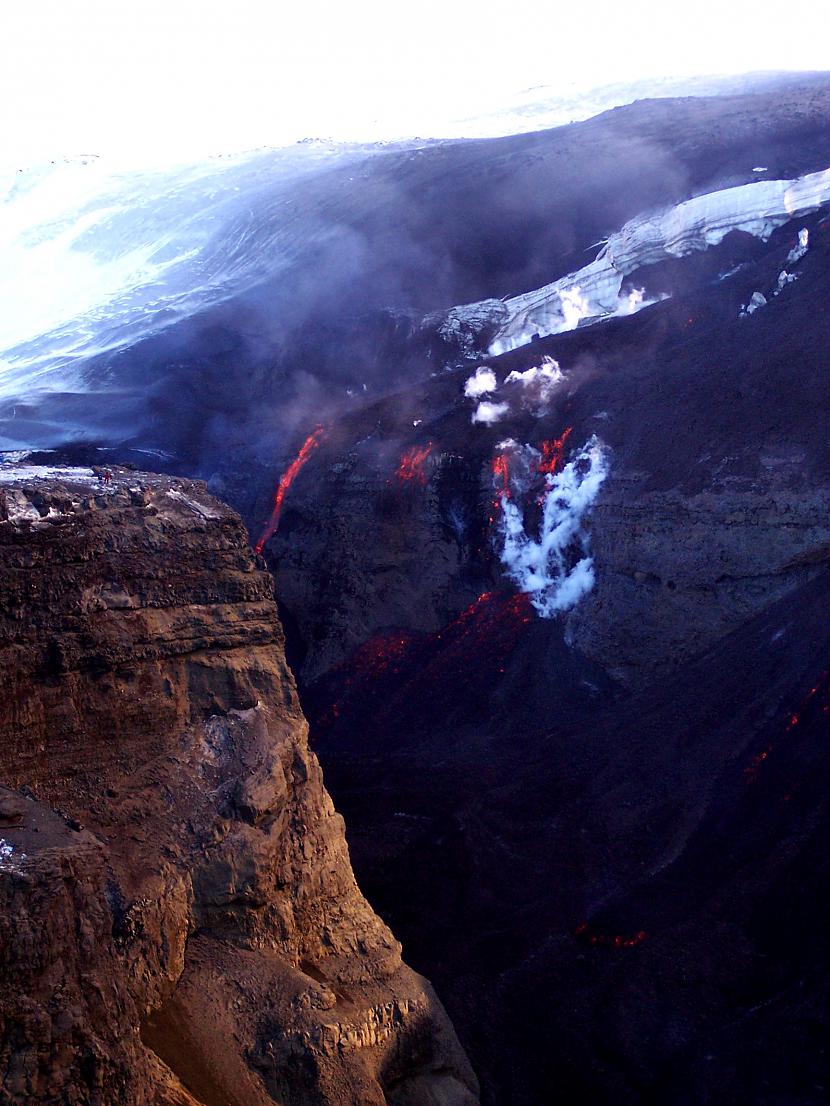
<box><xmin>4</xmin><ymin>72</ymin><xmax>830</xmax><ymax>1106</ymax></box>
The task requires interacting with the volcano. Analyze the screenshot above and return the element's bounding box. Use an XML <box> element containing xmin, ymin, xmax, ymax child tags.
<box><xmin>4</xmin><ymin>71</ymin><xmax>830</xmax><ymax>1106</ymax></box>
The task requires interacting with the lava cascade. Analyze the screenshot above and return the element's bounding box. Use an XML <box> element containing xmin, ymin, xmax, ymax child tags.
<box><xmin>490</xmin><ymin>426</ymin><xmax>575</xmax><ymax>523</ymax></box>
<box><xmin>255</xmin><ymin>427</ymin><xmax>326</xmax><ymax>554</ymax></box>
<box><xmin>489</xmin><ymin>452</ymin><xmax>512</xmax><ymax>525</ymax></box>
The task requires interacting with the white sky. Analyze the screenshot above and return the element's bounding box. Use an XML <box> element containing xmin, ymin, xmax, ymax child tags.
<box><xmin>1</xmin><ymin>0</ymin><xmax>828</xmax><ymax>167</ymax></box>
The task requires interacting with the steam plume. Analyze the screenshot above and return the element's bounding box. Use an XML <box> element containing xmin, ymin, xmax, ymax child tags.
<box><xmin>472</xmin><ymin>400</ymin><xmax>509</xmax><ymax>425</ymax></box>
<box><xmin>464</xmin><ymin>367</ymin><xmax>498</xmax><ymax>397</ymax></box>
<box><xmin>496</xmin><ymin>435</ymin><xmax>608</xmax><ymax>615</ymax></box>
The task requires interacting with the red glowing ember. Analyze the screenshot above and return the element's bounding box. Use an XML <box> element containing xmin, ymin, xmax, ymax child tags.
<box><xmin>395</xmin><ymin>442</ymin><xmax>434</xmax><ymax>485</ymax></box>
<box><xmin>537</xmin><ymin>426</ymin><xmax>574</xmax><ymax>475</ymax></box>
<box><xmin>744</xmin><ymin>667</ymin><xmax>830</xmax><ymax>782</ymax></box>
<box><xmin>574</xmin><ymin>921</ymin><xmax>648</xmax><ymax>949</ymax></box>
<box><xmin>255</xmin><ymin>426</ymin><xmax>326</xmax><ymax>555</ymax></box>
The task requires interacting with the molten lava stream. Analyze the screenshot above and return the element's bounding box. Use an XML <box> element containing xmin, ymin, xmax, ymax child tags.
<box><xmin>537</xmin><ymin>426</ymin><xmax>573</xmax><ymax>475</ymax></box>
<box><xmin>255</xmin><ymin>426</ymin><xmax>326</xmax><ymax>555</ymax></box>
<box><xmin>744</xmin><ymin>667</ymin><xmax>830</xmax><ymax>783</ymax></box>
<box><xmin>489</xmin><ymin>452</ymin><xmax>511</xmax><ymax>524</ymax></box>
<box><xmin>395</xmin><ymin>442</ymin><xmax>433</xmax><ymax>485</ymax></box>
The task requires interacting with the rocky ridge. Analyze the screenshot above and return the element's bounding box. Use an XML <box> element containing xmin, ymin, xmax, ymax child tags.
<box><xmin>0</xmin><ymin>466</ymin><xmax>477</xmax><ymax>1106</ymax></box>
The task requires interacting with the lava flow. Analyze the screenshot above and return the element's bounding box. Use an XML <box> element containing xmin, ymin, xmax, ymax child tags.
<box><xmin>537</xmin><ymin>426</ymin><xmax>573</xmax><ymax>475</ymax></box>
<box><xmin>489</xmin><ymin>451</ymin><xmax>512</xmax><ymax>524</ymax></box>
<box><xmin>744</xmin><ymin>667</ymin><xmax>830</xmax><ymax>782</ymax></box>
<box><xmin>395</xmin><ymin>442</ymin><xmax>434</xmax><ymax>485</ymax></box>
<box><xmin>489</xmin><ymin>426</ymin><xmax>575</xmax><ymax>522</ymax></box>
<box><xmin>255</xmin><ymin>426</ymin><xmax>326</xmax><ymax>555</ymax></box>
<box><xmin>311</xmin><ymin>591</ymin><xmax>534</xmax><ymax>740</ymax></box>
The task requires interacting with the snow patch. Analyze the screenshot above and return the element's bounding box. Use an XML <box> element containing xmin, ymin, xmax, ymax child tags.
<box><xmin>775</xmin><ymin>270</ymin><xmax>798</xmax><ymax>293</ymax></box>
<box><xmin>165</xmin><ymin>488</ymin><xmax>220</xmax><ymax>519</ymax></box>
<box><xmin>740</xmin><ymin>228</ymin><xmax>810</xmax><ymax>315</ymax></box>
<box><xmin>0</xmin><ymin>465</ymin><xmax>94</xmax><ymax>484</ymax></box>
<box><xmin>740</xmin><ymin>291</ymin><xmax>768</xmax><ymax>317</ymax></box>
<box><xmin>787</xmin><ymin>227</ymin><xmax>809</xmax><ymax>264</ymax></box>
<box><xmin>0</xmin><ymin>839</ymin><xmax>22</xmax><ymax>867</ymax></box>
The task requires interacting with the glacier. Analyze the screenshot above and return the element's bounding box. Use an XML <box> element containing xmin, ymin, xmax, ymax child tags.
<box><xmin>443</xmin><ymin>165</ymin><xmax>830</xmax><ymax>358</ymax></box>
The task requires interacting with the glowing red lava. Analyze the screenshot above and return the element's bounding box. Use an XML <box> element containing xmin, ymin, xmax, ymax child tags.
<box><xmin>744</xmin><ymin>667</ymin><xmax>830</xmax><ymax>782</ymax></box>
<box><xmin>537</xmin><ymin>426</ymin><xmax>574</xmax><ymax>475</ymax></box>
<box><xmin>489</xmin><ymin>426</ymin><xmax>574</xmax><ymax>521</ymax></box>
<box><xmin>434</xmin><ymin>590</ymin><xmax>533</xmax><ymax>644</ymax></box>
<box><xmin>314</xmin><ymin>591</ymin><xmax>534</xmax><ymax>737</ymax></box>
<box><xmin>489</xmin><ymin>452</ymin><xmax>512</xmax><ymax>523</ymax></box>
<box><xmin>255</xmin><ymin>426</ymin><xmax>326</xmax><ymax>555</ymax></box>
<box><xmin>574</xmin><ymin>921</ymin><xmax>648</xmax><ymax>949</ymax></box>
<box><xmin>395</xmin><ymin>442</ymin><xmax>434</xmax><ymax>485</ymax></box>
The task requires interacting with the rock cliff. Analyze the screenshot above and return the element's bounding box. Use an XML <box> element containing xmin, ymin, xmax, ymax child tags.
<box><xmin>0</xmin><ymin>466</ymin><xmax>477</xmax><ymax>1106</ymax></box>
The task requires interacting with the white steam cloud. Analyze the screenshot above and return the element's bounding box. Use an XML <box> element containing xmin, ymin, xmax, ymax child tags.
<box><xmin>560</xmin><ymin>285</ymin><xmax>591</xmax><ymax>330</ymax></box>
<box><xmin>504</xmin><ymin>355</ymin><xmax>565</xmax><ymax>413</ymax></box>
<box><xmin>623</xmin><ymin>286</ymin><xmax>645</xmax><ymax>314</ymax></box>
<box><xmin>472</xmin><ymin>400</ymin><xmax>510</xmax><ymax>424</ymax></box>
<box><xmin>497</xmin><ymin>435</ymin><xmax>608</xmax><ymax>616</ymax></box>
<box><xmin>464</xmin><ymin>366</ymin><xmax>498</xmax><ymax>397</ymax></box>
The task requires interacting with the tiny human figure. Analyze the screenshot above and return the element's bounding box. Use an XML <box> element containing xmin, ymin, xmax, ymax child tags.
<box><xmin>103</xmin><ymin>470</ymin><xmax>112</xmax><ymax>485</ymax></box>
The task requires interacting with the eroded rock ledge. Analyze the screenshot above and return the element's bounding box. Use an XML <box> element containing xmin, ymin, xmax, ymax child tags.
<box><xmin>0</xmin><ymin>466</ymin><xmax>478</xmax><ymax>1106</ymax></box>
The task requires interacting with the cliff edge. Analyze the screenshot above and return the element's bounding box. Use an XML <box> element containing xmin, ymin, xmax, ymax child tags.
<box><xmin>0</xmin><ymin>465</ymin><xmax>478</xmax><ymax>1106</ymax></box>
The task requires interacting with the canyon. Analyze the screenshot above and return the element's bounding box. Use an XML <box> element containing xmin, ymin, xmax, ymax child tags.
<box><xmin>3</xmin><ymin>73</ymin><xmax>830</xmax><ymax>1105</ymax></box>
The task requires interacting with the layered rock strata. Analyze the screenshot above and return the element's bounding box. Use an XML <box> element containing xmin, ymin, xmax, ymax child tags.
<box><xmin>0</xmin><ymin>466</ymin><xmax>477</xmax><ymax>1106</ymax></box>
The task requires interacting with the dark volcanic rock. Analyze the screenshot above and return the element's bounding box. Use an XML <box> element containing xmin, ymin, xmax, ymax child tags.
<box><xmin>256</xmin><ymin>143</ymin><xmax>830</xmax><ymax>1105</ymax></box>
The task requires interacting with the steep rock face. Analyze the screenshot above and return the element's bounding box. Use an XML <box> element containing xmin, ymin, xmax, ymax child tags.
<box><xmin>0</xmin><ymin>467</ymin><xmax>477</xmax><ymax>1106</ymax></box>
<box><xmin>269</xmin><ymin>210</ymin><xmax>830</xmax><ymax>692</ymax></box>
<box><xmin>572</xmin><ymin>463</ymin><xmax>830</xmax><ymax>682</ymax></box>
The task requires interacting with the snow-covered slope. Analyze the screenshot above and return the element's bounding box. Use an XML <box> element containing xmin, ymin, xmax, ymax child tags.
<box><xmin>447</xmin><ymin>71</ymin><xmax>818</xmax><ymax>139</ymax></box>
<box><xmin>0</xmin><ymin>143</ymin><xmax>380</xmax><ymax>399</ymax></box>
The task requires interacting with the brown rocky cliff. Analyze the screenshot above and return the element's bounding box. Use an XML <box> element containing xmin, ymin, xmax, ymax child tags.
<box><xmin>0</xmin><ymin>466</ymin><xmax>478</xmax><ymax>1106</ymax></box>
